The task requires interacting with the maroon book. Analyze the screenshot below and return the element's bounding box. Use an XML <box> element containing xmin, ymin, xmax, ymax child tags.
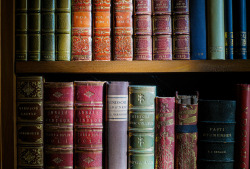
<box><xmin>153</xmin><ymin>0</ymin><xmax>171</xmax><ymax>15</ymax></box>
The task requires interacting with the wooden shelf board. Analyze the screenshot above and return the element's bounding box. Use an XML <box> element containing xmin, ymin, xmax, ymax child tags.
<box><xmin>15</xmin><ymin>60</ymin><xmax>250</xmax><ymax>73</ymax></box>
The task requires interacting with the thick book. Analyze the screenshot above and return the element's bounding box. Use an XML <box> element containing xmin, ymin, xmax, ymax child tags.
<box><xmin>198</xmin><ymin>100</ymin><xmax>236</xmax><ymax>169</ymax></box>
<box><xmin>207</xmin><ymin>0</ymin><xmax>225</xmax><ymax>60</ymax></box>
<box><xmin>155</xmin><ymin>97</ymin><xmax>175</xmax><ymax>169</ymax></box>
<box><xmin>225</xmin><ymin>0</ymin><xmax>233</xmax><ymax>59</ymax></box>
<box><xmin>16</xmin><ymin>76</ymin><xmax>44</xmax><ymax>168</ymax></box>
<box><xmin>72</xmin><ymin>0</ymin><xmax>92</xmax><ymax>61</ymax></box>
<box><xmin>190</xmin><ymin>0</ymin><xmax>206</xmax><ymax>60</ymax></box>
<box><xmin>128</xmin><ymin>85</ymin><xmax>156</xmax><ymax>169</ymax></box>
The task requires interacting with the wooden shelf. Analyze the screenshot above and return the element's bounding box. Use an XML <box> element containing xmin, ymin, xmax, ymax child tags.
<box><xmin>16</xmin><ymin>60</ymin><xmax>250</xmax><ymax>73</ymax></box>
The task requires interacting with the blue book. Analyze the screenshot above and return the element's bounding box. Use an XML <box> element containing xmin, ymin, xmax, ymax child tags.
<box><xmin>225</xmin><ymin>0</ymin><xmax>233</xmax><ymax>59</ymax></box>
<box><xmin>190</xmin><ymin>0</ymin><xmax>206</xmax><ymax>60</ymax></box>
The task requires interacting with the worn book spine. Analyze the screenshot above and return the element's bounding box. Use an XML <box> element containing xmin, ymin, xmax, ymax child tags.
<box><xmin>74</xmin><ymin>81</ymin><xmax>105</xmax><ymax>168</ymax></box>
<box><xmin>16</xmin><ymin>76</ymin><xmax>44</xmax><ymax>168</ymax></box>
<box><xmin>198</xmin><ymin>100</ymin><xmax>236</xmax><ymax>169</ymax></box>
<box><xmin>93</xmin><ymin>0</ymin><xmax>111</xmax><ymax>61</ymax></box>
<box><xmin>128</xmin><ymin>85</ymin><xmax>156</xmax><ymax>169</ymax></box>
<box><xmin>207</xmin><ymin>0</ymin><xmax>225</xmax><ymax>60</ymax></box>
<box><xmin>72</xmin><ymin>0</ymin><xmax>92</xmax><ymax>61</ymax></box>
<box><xmin>173</xmin><ymin>0</ymin><xmax>190</xmax><ymax>60</ymax></box>
<box><xmin>235</xmin><ymin>84</ymin><xmax>250</xmax><ymax>169</ymax></box>
<box><xmin>44</xmin><ymin>82</ymin><xmax>74</xmax><ymax>168</ymax></box>
<box><xmin>175</xmin><ymin>93</ymin><xmax>198</xmax><ymax>169</ymax></box>
<box><xmin>248</xmin><ymin>0</ymin><xmax>250</xmax><ymax>59</ymax></box>
<box><xmin>155</xmin><ymin>97</ymin><xmax>175</xmax><ymax>169</ymax></box>
<box><xmin>55</xmin><ymin>0</ymin><xmax>71</xmax><ymax>61</ymax></box>
<box><xmin>41</xmin><ymin>0</ymin><xmax>55</xmax><ymax>61</ymax></box>
<box><xmin>190</xmin><ymin>0</ymin><xmax>206</xmax><ymax>60</ymax></box>
<box><xmin>225</xmin><ymin>0</ymin><xmax>233</xmax><ymax>59</ymax></box>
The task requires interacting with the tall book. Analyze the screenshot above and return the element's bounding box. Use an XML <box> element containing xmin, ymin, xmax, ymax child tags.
<box><xmin>155</xmin><ymin>97</ymin><xmax>175</xmax><ymax>169</ymax></box>
<box><xmin>173</xmin><ymin>0</ymin><xmax>190</xmax><ymax>60</ymax></box>
<box><xmin>248</xmin><ymin>0</ymin><xmax>250</xmax><ymax>59</ymax></box>
<box><xmin>106</xmin><ymin>82</ymin><xmax>129</xmax><ymax>169</ymax></box>
<box><xmin>71</xmin><ymin>0</ymin><xmax>92</xmax><ymax>61</ymax></box>
<box><xmin>93</xmin><ymin>0</ymin><xmax>111</xmax><ymax>60</ymax></box>
<box><xmin>16</xmin><ymin>76</ymin><xmax>44</xmax><ymax>168</ymax></box>
<box><xmin>44</xmin><ymin>82</ymin><xmax>74</xmax><ymax>168</ymax></box>
<box><xmin>128</xmin><ymin>85</ymin><xmax>156</xmax><ymax>169</ymax></box>
<box><xmin>225</xmin><ymin>0</ymin><xmax>233</xmax><ymax>59</ymax></box>
<box><xmin>175</xmin><ymin>93</ymin><xmax>198</xmax><ymax>169</ymax></box>
<box><xmin>198</xmin><ymin>100</ymin><xmax>236</xmax><ymax>169</ymax></box>
<box><xmin>74</xmin><ymin>81</ymin><xmax>105</xmax><ymax>168</ymax></box>
<box><xmin>235</xmin><ymin>84</ymin><xmax>250</xmax><ymax>169</ymax></box>
<box><xmin>207</xmin><ymin>0</ymin><xmax>225</xmax><ymax>60</ymax></box>
<box><xmin>190</xmin><ymin>0</ymin><xmax>206</xmax><ymax>60</ymax></box>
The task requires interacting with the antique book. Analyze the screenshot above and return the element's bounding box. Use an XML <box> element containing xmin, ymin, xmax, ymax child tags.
<box><xmin>74</xmin><ymin>81</ymin><xmax>105</xmax><ymax>168</ymax></box>
<box><xmin>225</xmin><ymin>0</ymin><xmax>233</xmax><ymax>59</ymax></box>
<box><xmin>190</xmin><ymin>0</ymin><xmax>206</xmax><ymax>60</ymax></box>
<box><xmin>175</xmin><ymin>93</ymin><xmax>198</xmax><ymax>169</ymax></box>
<box><xmin>248</xmin><ymin>0</ymin><xmax>250</xmax><ymax>59</ymax></box>
<box><xmin>128</xmin><ymin>85</ymin><xmax>156</xmax><ymax>169</ymax></box>
<box><xmin>16</xmin><ymin>76</ymin><xmax>44</xmax><ymax>168</ymax></box>
<box><xmin>93</xmin><ymin>0</ymin><xmax>111</xmax><ymax>61</ymax></box>
<box><xmin>55</xmin><ymin>0</ymin><xmax>71</xmax><ymax>61</ymax></box>
<box><xmin>207</xmin><ymin>0</ymin><xmax>225</xmax><ymax>60</ymax></box>
<box><xmin>155</xmin><ymin>97</ymin><xmax>175</xmax><ymax>169</ymax></box>
<box><xmin>198</xmin><ymin>100</ymin><xmax>236</xmax><ymax>169</ymax></box>
<box><xmin>153</xmin><ymin>0</ymin><xmax>171</xmax><ymax>15</ymax></box>
<box><xmin>106</xmin><ymin>82</ymin><xmax>129</xmax><ymax>169</ymax></box>
<box><xmin>72</xmin><ymin>0</ymin><xmax>92</xmax><ymax>61</ymax></box>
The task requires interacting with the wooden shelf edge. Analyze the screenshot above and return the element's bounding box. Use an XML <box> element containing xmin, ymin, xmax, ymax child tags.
<box><xmin>15</xmin><ymin>60</ymin><xmax>250</xmax><ymax>74</ymax></box>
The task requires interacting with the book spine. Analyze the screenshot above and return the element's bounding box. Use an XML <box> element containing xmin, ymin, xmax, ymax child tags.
<box><xmin>74</xmin><ymin>81</ymin><xmax>105</xmax><ymax>168</ymax></box>
<box><xmin>207</xmin><ymin>0</ymin><xmax>225</xmax><ymax>60</ymax></box>
<box><xmin>234</xmin><ymin>0</ymin><xmax>247</xmax><ymax>59</ymax></box>
<box><xmin>190</xmin><ymin>0</ymin><xmax>206</xmax><ymax>60</ymax></box>
<box><xmin>55</xmin><ymin>0</ymin><xmax>71</xmax><ymax>61</ymax></box>
<box><xmin>41</xmin><ymin>0</ymin><xmax>56</xmax><ymax>61</ymax></box>
<box><xmin>155</xmin><ymin>97</ymin><xmax>175</xmax><ymax>169</ymax></box>
<box><xmin>225</xmin><ymin>0</ymin><xmax>233</xmax><ymax>59</ymax></box>
<box><xmin>72</xmin><ymin>0</ymin><xmax>92</xmax><ymax>61</ymax></box>
<box><xmin>113</xmin><ymin>0</ymin><xmax>133</xmax><ymax>60</ymax></box>
<box><xmin>128</xmin><ymin>85</ymin><xmax>156</xmax><ymax>169</ymax></box>
<box><xmin>248</xmin><ymin>0</ymin><xmax>250</xmax><ymax>59</ymax></box>
<box><xmin>235</xmin><ymin>84</ymin><xmax>250</xmax><ymax>169</ymax></box>
<box><xmin>93</xmin><ymin>0</ymin><xmax>111</xmax><ymax>61</ymax></box>
<box><xmin>133</xmin><ymin>0</ymin><xmax>152</xmax><ymax>60</ymax></box>
<box><xmin>173</xmin><ymin>0</ymin><xmax>190</xmax><ymax>60</ymax></box>
<box><xmin>16</xmin><ymin>76</ymin><xmax>44</xmax><ymax>168</ymax></box>
<box><xmin>44</xmin><ymin>82</ymin><xmax>74</xmax><ymax>168</ymax></box>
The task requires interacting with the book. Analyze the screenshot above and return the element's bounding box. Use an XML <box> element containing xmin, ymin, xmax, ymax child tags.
<box><xmin>198</xmin><ymin>100</ymin><xmax>236</xmax><ymax>169</ymax></box>
<box><xmin>71</xmin><ymin>0</ymin><xmax>92</xmax><ymax>61</ymax></box>
<box><xmin>207</xmin><ymin>0</ymin><xmax>225</xmax><ymax>60</ymax></box>
<box><xmin>225</xmin><ymin>0</ymin><xmax>233</xmax><ymax>59</ymax></box>
<box><xmin>155</xmin><ymin>97</ymin><xmax>175</xmax><ymax>169</ymax></box>
<box><xmin>128</xmin><ymin>85</ymin><xmax>156</xmax><ymax>169</ymax></box>
<box><xmin>248</xmin><ymin>0</ymin><xmax>250</xmax><ymax>59</ymax></box>
<box><xmin>16</xmin><ymin>76</ymin><xmax>44</xmax><ymax>168</ymax></box>
<box><xmin>106</xmin><ymin>81</ymin><xmax>129</xmax><ymax>169</ymax></box>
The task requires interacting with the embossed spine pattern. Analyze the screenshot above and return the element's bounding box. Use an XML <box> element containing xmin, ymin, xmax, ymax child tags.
<box><xmin>198</xmin><ymin>100</ymin><xmax>236</xmax><ymax>169</ymax></box>
<box><xmin>225</xmin><ymin>0</ymin><xmax>233</xmax><ymax>59</ymax></box>
<box><xmin>74</xmin><ymin>81</ymin><xmax>105</xmax><ymax>168</ymax></box>
<box><xmin>155</xmin><ymin>97</ymin><xmax>175</xmax><ymax>169</ymax></box>
<box><xmin>175</xmin><ymin>93</ymin><xmax>198</xmax><ymax>169</ymax></box>
<box><xmin>128</xmin><ymin>85</ymin><xmax>156</xmax><ymax>169</ymax></box>
<box><xmin>93</xmin><ymin>0</ymin><xmax>111</xmax><ymax>60</ymax></box>
<box><xmin>106</xmin><ymin>82</ymin><xmax>129</xmax><ymax>169</ymax></box>
<box><xmin>44</xmin><ymin>82</ymin><xmax>74</xmax><ymax>168</ymax></box>
<box><xmin>16</xmin><ymin>76</ymin><xmax>44</xmax><ymax>168</ymax></box>
<box><xmin>72</xmin><ymin>0</ymin><xmax>92</xmax><ymax>61</ymax></box>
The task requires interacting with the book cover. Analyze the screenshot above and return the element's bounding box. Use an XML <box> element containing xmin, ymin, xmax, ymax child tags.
<box><xmin>225</xmin><ymin>0</ymin><xmax>233</xmax><ymax>59</ymax></box>
<box><xmin>153</xmin><ymin>0</ymin><xmax>171</xmax><ymax>15</ymax></box>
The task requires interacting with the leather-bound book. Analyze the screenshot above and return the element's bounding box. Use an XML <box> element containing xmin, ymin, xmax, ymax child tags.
<box><xmin>198</xmin><ymin>100</ymin><xmax>236</xmax><ymax>169</ymax></box>
<box><xmin>72</xmin><ymin>0</ymin><xmax>92</xmax><ymax>61</ymax></box>
<box><xmin>93</xmin><ymin>0</ymin><xmax>111</xmax><ymax>61</ymax></box>
<box><xmin>155</xmin><ymin>97</ymin><xmax>175</xmax><ymax>169</ymax></box>
<box><xmin>225</xmin><ymin>0</ymin><xmax>233</xmax><ymax>59</ymax></box>
<box><xmin>128</xmin><ymin>85</ymin><xmax>156</xmax><ymax>169</ymax></box>
<box><xmin>74</xmin><ymin>81</ymin><xmax>105</xmax><ymax>168</ymax></box>
<box><xmin>175</xmin><ymin>93</ymin><xmax>198</xmax><ymax>169</ymax></box>
<box><xmin>248</xmin><ymin>0</ymin><xmax>250</xmax><ymax>59</ymax></box>
<box><xmin>16</xmin><ymin>76</ymin><xmax>44</xmax><ymax>168</ymax></box>
<box><xmin>106</xmin><ymin>82</ymin><xmax>129</xmax><ymax>169</ymax></box>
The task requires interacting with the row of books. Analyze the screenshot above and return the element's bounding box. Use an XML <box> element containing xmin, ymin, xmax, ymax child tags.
<box><xmin>15</xmin><ymin>0</ymin><xmax>250</xmax><ymax>62</ymax></box>
<box><xmin>16</xmin><ymin>76</ymin><xmax>249</xmax><ymax>169</ymax></box>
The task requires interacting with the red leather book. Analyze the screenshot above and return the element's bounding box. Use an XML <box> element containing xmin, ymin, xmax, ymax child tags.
<box><xmin>45</xmin><ymin>148</ymin><xmax>73</xmax><ymax>168</ymax></box>
<box><xmin>134</xmin><ymin>35</ymin><xmax>152</xmax><ymax>60</ymax></box>
<box><xmin>235</xmin><ymin>84</ymin><xmax>250</xmax><ymax>169</ymax></box>
<box><xmin>173</xmin><ymin>0</ymin><xmax>189</xmax><ymax>14</ymax></box>
<box><xmin>72</xmin><ymin>0</ymin><xmax>92</xmax><ymax>61</ymax></box>
<box><xmin>173</xmin><ymin>35</ymin><xmax>190</xmax><ymax>60</ymax></box>
<box><xmin>155</xmin><ymin>97</ymin><xmax>175</xmax><ymax>169</ymax></box>
<box><xmin>153</xmin><ymin>0</ymin><xmax>171</xmax><ymax>15</ymax></box>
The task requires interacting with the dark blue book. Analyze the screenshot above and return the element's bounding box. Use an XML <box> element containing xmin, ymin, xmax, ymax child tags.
<box><xmin>190</xmin><ymin>0</ymin><xmax>206</xmax><ymax>60</ymax></box>
<box><xmin>247</xmin><ymin>0</ymin><xmax>250</xmax><ymax>59</ymax></box>
<box><xmin>225</xmin><ymin>0</ymin><xmax>233</xmax><ymax>59</ymax></box>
